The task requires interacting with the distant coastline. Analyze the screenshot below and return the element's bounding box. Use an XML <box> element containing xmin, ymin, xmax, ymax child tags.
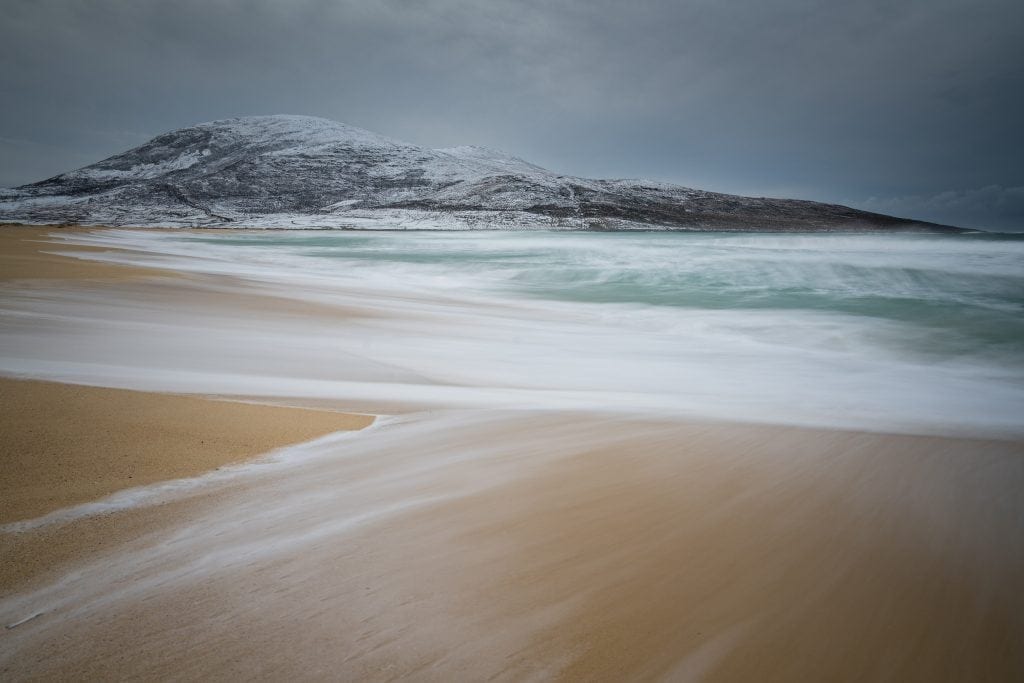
<box><xmin>0</xmin><ymin>115</ymin><xmax>964</xmax><ymax>233</ymax></box>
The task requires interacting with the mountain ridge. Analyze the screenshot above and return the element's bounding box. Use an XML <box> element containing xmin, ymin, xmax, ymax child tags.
<box><xmin>0</xmin><ymin>115</ymin><xmax>962</xmax><ymax>232</ymax></box>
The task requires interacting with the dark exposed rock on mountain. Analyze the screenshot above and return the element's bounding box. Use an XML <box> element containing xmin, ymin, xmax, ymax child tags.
<box><xmin>0</xmin><ymin>115</ymin><xmax>960</xmax><ymax>231</ymax></box>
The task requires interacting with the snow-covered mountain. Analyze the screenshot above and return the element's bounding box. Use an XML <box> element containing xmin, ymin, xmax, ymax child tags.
<box><xmin>0</xmin><ymin>115</ymin><xmax>959</xmax><ymax>231</ymax></box>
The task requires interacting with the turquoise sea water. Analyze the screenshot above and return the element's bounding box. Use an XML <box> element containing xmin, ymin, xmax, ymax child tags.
<box><xmin>186</xmin><ymin>230</ymin><xmax>1024</xmax><ymax>367</ymax></box>
<box><xmin>3</xmin><ymin>227</ymin><xmax>1019</xmax><ymax>433</ymax></box>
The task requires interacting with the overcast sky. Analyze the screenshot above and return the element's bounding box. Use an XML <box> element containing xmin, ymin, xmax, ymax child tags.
<box><xmin>2</xmin><ymin>0</ymin><xmax>1022</xmax><ymax>230</ymax></box>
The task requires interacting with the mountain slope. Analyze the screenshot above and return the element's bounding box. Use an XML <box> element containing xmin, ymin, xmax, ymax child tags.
<box><xmin>0</xmin><ymin>115</ymin><xmax>960</xmax><ymax>231</ymax></box>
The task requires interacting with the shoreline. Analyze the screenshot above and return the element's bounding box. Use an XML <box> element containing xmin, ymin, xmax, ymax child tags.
<box><xmin>1</xmin><ymin>220</ymin><xmax>982</xmax><ymax>234</ymax></box>
<box><xmin>1</xmin><ymin>226</ymin><xmax>373</xmax><ymax>590</ymax></box>
<box><xmin>1</xmin><ymin>223</ymin><xmax>1022</xmax><ymax>679</ymax></box>
<box><xmin>0</xmin><ymin>377</ymin><xmax>373</xmax><ymax>526</ymax></box>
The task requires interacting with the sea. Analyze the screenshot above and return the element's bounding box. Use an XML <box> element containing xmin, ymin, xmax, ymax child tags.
<box><xmin>8</xmin><ymin>228</ymin><xmax>1024</xmax><ymax>436</ymax></box>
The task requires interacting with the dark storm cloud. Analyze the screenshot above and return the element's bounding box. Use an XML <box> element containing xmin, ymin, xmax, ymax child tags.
<box><xmin>2</xmin><ymin>0</ymin><xmax>1022</xmax><ymax>229</ymax></box>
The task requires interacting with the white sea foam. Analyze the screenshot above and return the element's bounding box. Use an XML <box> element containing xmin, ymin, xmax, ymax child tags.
<box><xmin>0</xmin><ymin>410</ymin><xmax>594</xmax><ymax>629</ymax></box>
<box><xmin>2</xmin><ymin>229</ymin><xmax>1021</xmax><ymax>437</ymax></box>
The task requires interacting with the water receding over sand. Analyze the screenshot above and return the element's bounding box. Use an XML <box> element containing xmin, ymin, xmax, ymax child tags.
<box><xmin>1</xmin><ymin>225</ymin><xmax>1022</xmax><ymax>680</ymax></box>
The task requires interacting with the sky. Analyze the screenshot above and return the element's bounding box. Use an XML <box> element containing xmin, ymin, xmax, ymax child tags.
<box><xmin>2</xmin><ymin>0</ymin><xmax>1022</xmax><ymax>230</ymax></box>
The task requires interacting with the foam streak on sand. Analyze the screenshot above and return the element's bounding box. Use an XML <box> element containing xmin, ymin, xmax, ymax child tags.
<box><xmin>2</xmin><ymin>411</ymin><xmax>1023</xmax><ymax>680</ymax></box>
<box><xmin>1</xmin><ymin>226</ymin><xmax>1023</xmax><ymax>680</ymax></box>
<box><xmin>0</xmin><ymin>378</ymin><xmax>374</xmax><ymax>527</ymax></box>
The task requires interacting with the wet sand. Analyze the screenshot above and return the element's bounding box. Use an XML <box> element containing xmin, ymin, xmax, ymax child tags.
<box><xmin>1</xmin><ymin>226</ymin><xmax>371</xmax><ymax>522</ymax></box>
<box><xmin>1</xmin><ymin>226</ymin><xmax>372</xmax><ymax>590</ymax></box>
<box><xmin>1</xmin><ymin>225</ymin><xmax>1022</xmax><ymax>680</ymax></box>
<box><xmin>2</xmin><ymin>413</ymin><xmax>1021</xmax><ymax>681</ymax></box>
<box><xmin>0</xmin><ymin>223</ymin><xmax>174</xmax><ymax>281</ymax></box>
<box><xmin>0</xmin><ymin>377</ymin><xmax>372</xmax><ymax>525</ymax></box>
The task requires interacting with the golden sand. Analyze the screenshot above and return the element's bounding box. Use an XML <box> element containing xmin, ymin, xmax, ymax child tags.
<box><xmin>4</xmin><ymin>415</ymin><xmax>1021</xmax><ymax>681</ymax></box>
<box><xmin>1</xmin><ymin>225</ymin><xmax>1021</xmax><ymax>681</ymax></box>
<box><xmin>0</xmin><ymin>223</ymin><xmax>172</xmax><ymax>281</ymax></box>
<box><xmin>0</xmin><ymin>378</ymin><xmax>372</xmax><ymax>525</ymax></box>
<box><xmin>0</xmin><ymin>225</ymin><xmax>372</xmax><ymax>591</ymax></box>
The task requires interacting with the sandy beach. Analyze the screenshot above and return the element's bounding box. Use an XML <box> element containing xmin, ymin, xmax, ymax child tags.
<box><xmin>1</xmin><ymin>225</ymin><xmax>1022</xmax><ymax>681</ymax></box>
<box><xmin>3</xmin><ymin>412</ymin><xmax>1022</xmax><ymax>681</ymax></box>
<box><xmin>0</xmin><ymin>223</ymin><xmax>172</xmax><ymax>281</ymax></box>
<box><xmin>1</xmin><ymin>226</ymin><xmax>371</xmax><ymax>590</ymax></box>
<box><xmin>0</xmin><ymin>377</ymin><xmax>373</xmax><ymax>524</ymax></box>
<box><xmin>1</xmin><ymin>227</ymin><xmax>373</xmax><ymax>521</ymax></box>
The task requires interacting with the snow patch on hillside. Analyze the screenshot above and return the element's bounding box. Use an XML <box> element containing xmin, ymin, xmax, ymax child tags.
<box><xmin>73</xmin><ymin>151</ymin><xmax>206</xmax><ymax>181</ymax></box>
<box><xmin>0</xmin><ymin>114</ymin><xmax>953</xmax><ymax>232</ymax></box>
